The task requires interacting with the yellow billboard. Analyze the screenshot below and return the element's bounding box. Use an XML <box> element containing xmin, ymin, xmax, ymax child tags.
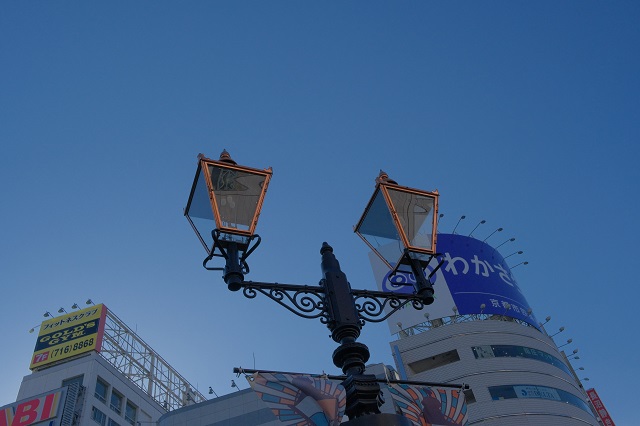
<box><xmin>30</xmin><ymin>304</ymin><xmax>107</xmax><ymax>370</ymax></box>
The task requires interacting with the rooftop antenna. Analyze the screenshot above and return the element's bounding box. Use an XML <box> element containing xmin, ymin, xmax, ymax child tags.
<box><xmin>510</xmin><ymin>261</ymin><xmax>529</xmax><ymax>269</ymax></box>
<box><xmin>452</xmin><ymin>215</ymin><xmax>466</xmax><ymax>234</ymax></box>
<box><xmin>468</xmin><ymin>220</ymin><xmax>486</xmax><ymax>238</ymax></box>
<box><xmin>483</xmin><ymin>227</ymin><xmax>503</xmax><ymax>242</ymax></box>
<box><xmin>495</xmin><ymin>237</ymin><xmax>515</xmax><ymax>249</ymax></box>
<box><xmin>540</xmin><ymin>316</ymin><xmax>552</xmax><ymax>327</ymax></box>
<box><xmin>558</xmin><ymin>339</ymin><xmax>573</xmax><ymax>349</ymax></box>
<box><xmin>436</xmin><ymin>213</ymin><xmax>444</xmax><ymax>233</ymax></box>
<box><xmin>504</xmin><ymin>250</ymin><xmax>523</xmax><ymax>260</ymax></box>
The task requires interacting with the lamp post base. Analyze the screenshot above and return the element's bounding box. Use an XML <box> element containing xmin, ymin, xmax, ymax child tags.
<box><xmin>341</xmin><ymin>413</ymin><xmax>414</xmax><ymax>426</ymax></box>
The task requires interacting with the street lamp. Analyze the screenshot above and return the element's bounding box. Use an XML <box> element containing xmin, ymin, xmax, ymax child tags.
<box><xmin>184</xmin><ymin>150</ymin><xmax>272</xmax><ymax>291</ymax></box>
<box><xmin>354</xmin><ymin>171</ymin><xmax>441</xmax><ymax>304</ymax></box>
<box><xmin>184</xmin><ymin>152</ymin><xmax>455</xmax><ymax>424</ymax></box>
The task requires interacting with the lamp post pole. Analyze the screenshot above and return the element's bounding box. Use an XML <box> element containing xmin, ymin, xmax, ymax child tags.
<box><xmin>185</xmin><ymin>151</ymin><xmax>455</xmax><ymax>424</ymax></box>
<box><xmin>215</xmin><ymin>236</ymin><xmax>436</xmax><ymax>423</ymax></box>
<box><xmin>320</xmin><ymin>242</ymin><xmax>380</xmax><ymax>419</ymax></box>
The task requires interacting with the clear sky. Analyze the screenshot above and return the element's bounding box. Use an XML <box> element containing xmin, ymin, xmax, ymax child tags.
<box><xmin>1</xmin><ymin>1</ymin><xmax>638</xmax><ymax>423</ymax></box>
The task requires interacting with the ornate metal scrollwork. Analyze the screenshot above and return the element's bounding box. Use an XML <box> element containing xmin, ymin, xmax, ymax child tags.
<box><xmin>241</xmin><ymin>282</ymin><xmax>328</xmax><ymax>321</ymax></box>
<box><xmin>239</xmin><ymin>282</ymin><xmax>428</xmax><ymax>325</ymax></box>
<box><xmin>351</xmin><ymin>289</ymin><xmax>426</xmax><ymax>323</ymax></box>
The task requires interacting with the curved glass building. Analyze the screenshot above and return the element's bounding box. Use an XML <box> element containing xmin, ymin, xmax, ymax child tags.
<box><xmin>372</xmin><ymin>233</ymin><xmax>600</xmax><ymax>425</ymax></box>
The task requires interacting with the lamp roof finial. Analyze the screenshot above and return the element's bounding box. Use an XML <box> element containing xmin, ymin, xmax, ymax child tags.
<box><xmin>376</xmin><ymin>170</ymin><xmax>397</xmax><ymax>185</ymax></box>
<box><xmin>219</xmin><ymin>149</ymin><xmax>237</xmax><ymax>165</ymax></box>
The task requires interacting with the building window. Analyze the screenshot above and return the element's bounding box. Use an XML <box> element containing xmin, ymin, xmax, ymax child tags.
<box><xmin>408</xmin><ymin>349</ymin><xmax>460</xmax><ymax>374</ymax></box>
<box><xmin>107</xmin><ymin>419</ymin><xmax>121</xmax><ymax>426</ymax></box>
<box><xmin>91</xmin><ymin>406</ymin><xmax>107</xmax><ymax>426</ymax></box>
<box><xmin>110</xmin><ymin>389</ymin><xmax>123</xmax><ymax>415</ymax></box>
<box><xmin>488</xmin><ymin>385</ymin><xmax>591</xmax><ymax>413</ymax></box>
<box><xmin>95</xmin><ymin>378</ymin><xmax>108</xmax><ymax>403</ymax></box>
<box><xmin>472</xmin><ymin>345</ymin><xmax>572</xmax><ymax>376</ymax></box>
<box><xmin>124</xmin><ymin>401</ymin><xmax>137</xmax><ymax>425</ymax></box>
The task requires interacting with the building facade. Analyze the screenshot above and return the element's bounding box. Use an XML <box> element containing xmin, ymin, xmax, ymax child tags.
<box><xmin>3</xmin><ymin>304</ymin><xmax>205</xmax><ymax>426</ymax></box>
<box><xmin>390</xmin><ymin>318</ymin><xmax>598</xmax><ymax>425</ymax></box>
<box><xmin>371</xmin><ymin>233</ymin><xmax>601</xmax><ymax>425</ymax></box>
<box><xmin>16</xmin><ymin>352</ymin><xmax>164</xmax><ymax>426</ymax></box>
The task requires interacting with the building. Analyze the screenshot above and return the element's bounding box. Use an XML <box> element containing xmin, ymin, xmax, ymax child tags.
<box><xmin>3</xmin><ymin>234</ymin><xmax>608</xmax><ymax>425</ymax></box>
<box><xmin>16</xmin><ymin>352</ymin><xmax>164</xmax><ymax>426</ymax></box>
<box><xmin>372</xmin><ymin>233</ymin><xmax>601</xmax><ymax>425</ymax></box>
<box><xmin>3</xmin><ymin>304</ymin><xmax>205</xmax><ymax>426</ymax></box>
<box><xmin>390</xmin><ymin>318</ymin><xmax>596</xmax><ymax>425</ymax></box>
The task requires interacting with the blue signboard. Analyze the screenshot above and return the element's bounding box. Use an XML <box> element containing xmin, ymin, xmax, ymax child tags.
<box><xmin>371</xmin><ymin>233</ymin><xmax>538</xmax><ymax>332</ymax></box>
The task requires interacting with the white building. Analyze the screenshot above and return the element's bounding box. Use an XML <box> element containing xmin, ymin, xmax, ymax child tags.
<box><xmin>17</xmin><ymin>352</ymin><xmax>164</xmax><ymax>426</ymax></box>
<box><xmin>371</xmin><ymin>233</ymin><xmax>602</xmax><ymax>425</ymax></box>
<box><xmin>3</xmin><ymin>305</ymin><xmax>205</xmax><ymax>426</ymax></box>
<box><xmin>390</xmin><ymin>317</ymin><xmax>598</xmax><ymax>425</ymax></box>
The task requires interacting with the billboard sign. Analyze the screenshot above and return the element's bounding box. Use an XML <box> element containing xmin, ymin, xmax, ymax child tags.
<box><xmin>248</xmin><ymin>372</ymin><xmax>345</xmax><ymax>426</ymax></box>
<box><xmin>586</xmin><ymin>388</ymin><xmax>615</xmax><ymax>426</ymax></box>
<box><xmin>0</xmin><ymin>387</ymin><xmax>66</xmax><ymax>426</ymax></box>
<box><xmin>30</xmin><ymin>304</ymin><xmax>107</xmax><ymax>370</ymax></box>
<box><xmin>370</xmin><ymin>234</ymin><xmax>538</xmax><ymax>333</ymax></box>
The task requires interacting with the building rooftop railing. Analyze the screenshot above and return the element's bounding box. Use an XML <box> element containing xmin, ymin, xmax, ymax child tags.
<box><xmin>99</xmin><ymin>309</ymin><xmax>206</xmax><ymax>411</ymax></box>
<box><xmin>395</xmin><ymin>313</ymin><xmax>538</xmax><ymax>340</ymax></box>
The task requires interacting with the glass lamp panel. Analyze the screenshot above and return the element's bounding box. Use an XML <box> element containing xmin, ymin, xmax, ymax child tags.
<box><xmin>185</xmin><ymin>167</ymin><xmax>217</xmax><ymax>252</ymax></box>
<box><xmin>208</xmin><ymin>164</ymin><xmax>267</xmax><ymax>234</ymax></box>
<box><xmin>216</xmin><ymin>232</ymin><xmax>251</xmax><ymax>247</ymax></box>
<box><xmin>386</xmin><ymin>187</ymin><xmax>436</xmax><ymax>253</ymax></box>
<box><xmin>356</xmin><ymin>189</ymin><xmax>404</xmax><ymax>267</ymax></box>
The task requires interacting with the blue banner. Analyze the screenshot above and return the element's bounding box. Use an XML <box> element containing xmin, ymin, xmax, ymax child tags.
<box><xmin>437</xmin><ymin>234</ymin><xmax>537</xmax><ymax>326</ymax></box>
<box><xmin>371</xmin><ymin>233</ymin><xmax>538</xmax><ymax>332</ymax></box>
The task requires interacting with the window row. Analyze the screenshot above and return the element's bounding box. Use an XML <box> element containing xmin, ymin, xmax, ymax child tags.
<box><xmin>472</xmin><ymin>344</ymin><xmax>572</xmax><ymax>376</ymax></box>
<box><xmin>91</xmin><ymin>406</ymin><xmax>122</xmax><ymax>426</ymax></box>
<box><xmin>489</xmin><ymin>384</ymin><xmax>591</xmax><ymax>413</ymax></box>
<box><xmin>406</xmin><ymin>344</ymin><xmax>573</xmax><ymax>378</ymax></box>
<box><xmin>94</xmin><ymin>377</ymin><xmax>137</xmax><ymax>425</ymax></box>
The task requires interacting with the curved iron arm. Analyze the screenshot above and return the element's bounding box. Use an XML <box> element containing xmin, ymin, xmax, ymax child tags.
<box><xmin>240</xmin><ymin>281</ymin><xmax>328</xmax><ymax>321</ymax></box>
<box><xmin>351</xmin><ymin>289</ymin><xmax>427</xmax><ymax>323</ymax></box>
<box><xmin>236</xmin><ymin>281</ymin><xmax>428</xmax><ymax>325</ymax></box>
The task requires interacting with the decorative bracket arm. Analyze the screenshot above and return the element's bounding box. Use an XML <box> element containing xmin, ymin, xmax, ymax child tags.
<box><xmin>240</xmin><ymin>281</ymin><xmax>328</xmax><ymax>322</ymax></box>
<box><xmin>350</xmin><ymin>289</ymin><xmax>427</xmax><ymax>324</ymax></box>
<box><xmin>237</xmin><ymin>281</ymin><xmax>428</xmax><ymax>326</ymax></box>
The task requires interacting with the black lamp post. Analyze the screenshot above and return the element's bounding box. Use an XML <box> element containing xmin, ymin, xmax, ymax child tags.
<box><xmin>185</xmin><ymin>152</ymin><xmax>445</xmax><ymax>424</ymax></box>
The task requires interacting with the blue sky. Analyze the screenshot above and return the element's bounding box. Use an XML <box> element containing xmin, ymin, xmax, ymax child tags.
<box><xmin>1</xmin><ymin>1</ymin><xmax>638</xmax><ymax>423</ymax></box>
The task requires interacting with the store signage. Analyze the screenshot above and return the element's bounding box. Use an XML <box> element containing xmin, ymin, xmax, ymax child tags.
<box><xmin>514</xmin><ymin>385</ymin><xmax>561</xmax><ymax>401</ymax></box>
<box><xmin>370</xmin><ymin>233</ymin><xmax>538</xmax><ymax>333</ymax></box>
<box><xmin>586</xmin><ymin>388</ymin><xmax>615</xmax><ymax>426</ymax></box>
<box><xmin>0</xmin><ymin>388</ymin><xmax>66</xmax><ymax>426</ymax></box>
<box><xmin>30</xmin><ymin>304</ymin><xmax>107</xmax><ymax>370</ymax></box>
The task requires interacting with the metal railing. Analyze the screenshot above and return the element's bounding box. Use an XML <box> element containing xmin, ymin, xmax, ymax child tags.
<box><xmin>99</xmin><ymin>310</ymin><xmax>206</xmax><ymax>411</ymax></box>
<box><xmin>395</xmin><ymin>313</ymin><xmax>537</xmax><ymax>339</ymax></box>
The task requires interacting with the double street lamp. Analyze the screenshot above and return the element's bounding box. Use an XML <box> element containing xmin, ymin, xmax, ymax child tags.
<box><xmin>185</xmin><ymin>151</ymin><xmax>446</xmax><ymax>424</ymax></box>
